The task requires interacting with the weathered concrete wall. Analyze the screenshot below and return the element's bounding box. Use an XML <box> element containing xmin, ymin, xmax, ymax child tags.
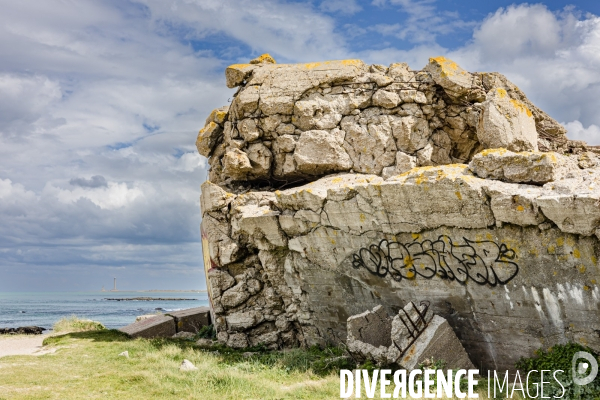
<box><xmin>197</xmin><ymin>54</ymin><xmax>600</xmax><ymax>372</ymax></box>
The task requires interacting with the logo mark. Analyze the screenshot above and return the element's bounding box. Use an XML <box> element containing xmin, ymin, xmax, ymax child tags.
<box><xmin>572</xmin><ymin>351</ymin><xmax>598</xmax><ymax>386</ymax></box>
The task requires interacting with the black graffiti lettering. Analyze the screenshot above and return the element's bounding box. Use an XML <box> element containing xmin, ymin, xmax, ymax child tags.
<box><xmin>350</xmin><ymin>235</ymin><xmax>519</xmax><ymax>287</ymax></box>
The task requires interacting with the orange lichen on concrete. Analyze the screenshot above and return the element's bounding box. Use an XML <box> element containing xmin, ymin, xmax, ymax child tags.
<box><xmin>429</xmin><ymin>56</ymin><xmax>467</xmax><ymax>78</ymax></box>
<box><xmin>509</xmin><ymin>98</ymin><xmax>533</xmax><ymax>117</ymax></box>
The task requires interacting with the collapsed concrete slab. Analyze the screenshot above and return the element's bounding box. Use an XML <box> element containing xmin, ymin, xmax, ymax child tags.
<box><xmin>397</xmin><ymin>315</ymin><xmax>475</xmax><ymax>371</ymax></box>
<box><xmin>346</xmin><ymin>303</ymin><xmax>474</xmax><ymax>370</ymax></box>
<box><xmin>167</xmin><ymin>307</ymin><xmax>211</xmax><ymax>334</ymax></box>
<box><xmin>197</xmin><ymin>55</ymin><xmax>600</xmax><ymax>371</ymax></box>
<box><xmin>120</xmin><ymin>315</ymin><xmax>176</xmax><ymax>339</ymax></box>
<box><xmin>120</xmin><ymin>307</ymin><xmax>211</xmax><ymax>338</ymax></box>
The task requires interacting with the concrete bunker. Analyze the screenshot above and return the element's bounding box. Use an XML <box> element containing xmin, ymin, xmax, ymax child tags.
<box><xmin>197</xmin><ymin>54</ymin><xmax>600</xmax><ymax>371</ymax></box>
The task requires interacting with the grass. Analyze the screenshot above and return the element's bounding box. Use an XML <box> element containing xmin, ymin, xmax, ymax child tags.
<box><xmin>52</xmin><ymin>316</ymin><xmax>106</xmax><ymax>333</ymax></box>
<box><xmin>0</xmin><ymin>329</ymin><xmax>524</xmax><ymax>399</ymax></box>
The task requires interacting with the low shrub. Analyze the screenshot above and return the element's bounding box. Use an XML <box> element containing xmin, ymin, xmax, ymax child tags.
<box><xmin>52</xmin><ymin>315</ymin><xmax>106</xmax><ymax>333</ymax></box>
<box><xmin>515</xmin><ymin>343</ymin><xmax>600</xmax><ymax>399</ymax></box>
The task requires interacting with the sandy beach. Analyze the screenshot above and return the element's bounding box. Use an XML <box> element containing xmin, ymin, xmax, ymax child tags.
<box><xmin>0</xmin><ymin>334</ymin><xmax>52</xmax><ymax>358</ymax></box>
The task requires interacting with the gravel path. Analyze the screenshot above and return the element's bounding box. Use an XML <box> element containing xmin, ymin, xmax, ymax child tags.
<box><xmin>0</xmin><ymin>335</ymin><xmax>52</xmax><ymax>358</ymax></box>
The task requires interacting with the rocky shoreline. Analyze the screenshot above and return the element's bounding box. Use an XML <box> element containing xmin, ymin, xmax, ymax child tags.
<box><xmin>0</xmin><ymin>326</ymin><xmax>46</xmax><ymax>335</ymax></box>
<box><xmin>105</xmin><ymin>297</ymin><xmax>197</xmax><ymax>301</ymax></box>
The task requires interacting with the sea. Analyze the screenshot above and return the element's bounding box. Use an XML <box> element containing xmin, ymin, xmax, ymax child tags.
<box><xmin>0</xmin><ymin>292</ymin><xmax>210</xmax><ymax>331</ymax></box>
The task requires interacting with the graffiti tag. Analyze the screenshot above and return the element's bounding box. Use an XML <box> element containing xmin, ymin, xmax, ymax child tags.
<box><xmin>351</xmin><ymin>235</ymin><xmax>518</xmax><ymax>287</ymax></box>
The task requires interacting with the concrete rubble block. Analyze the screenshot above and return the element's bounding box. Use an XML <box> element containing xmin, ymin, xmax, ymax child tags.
<box><xmin>347</xmin><ymin>305</ymin><xmax>392</xmax><ymax>348</ymax></box>
<box><xmin>225</xmin><ymin>310</ymin><xmax>263</xmax><ymax>331</ymax></box>
<box><xmin>424</xmin><ymin>56</ymin><xmax>474</xmax><ymax>99</ymax></box>
<box><xmin>292</xmin><ymin>92</ymin><xmax>349</xmax><ymax>130</ymax></box>
<box><xmin>389</xmin><ymin>302</ymin><xmax>433</xmax><ymax>355</ymax></box>
<box><xmin>382</xmin><ymin>152</ymin><xmax>417</xmax><ymax>179</ymax></box>
<box><xmin>205</xmin><ymin>106</ymin><xmax>229</xmax><ymax>126</ymax></box>
<box><xmin>196</xmin><ymin>121</ymin><xmax>222</xmax><ymax>158</ymax></box>
<box><xmin>341</xmin><ymin>114</ymin><xmax>397</xmax><ymax>175</ymax></box>
<box><xmin>293</xmin><ymin>129</ymin><xmax>352</xmax><ymax>175</ymax></box>
<box><xmin>483</xmin><ymin>180</ymin><xmax>546</xmax><ymax>226</ymax></box>
<box><xmin>120</xmin><ymin>315</ymin><xmax>176</xmax><ymax>339</ymax></box>
<box><xmin>372</xmin><ymin>89</ymin><xmax>400</xmax><ymax>109</ymax></box>
<box><xmin>347</xmin><ymin>305</ymin><xmax>393</xmax><ymax>365</ymax></box>
<box><xmin>225</xmin><ymin>63</ymin><xmax>257</xmax><ymax>88</ymax></box>
<box><xmin>478</xmin><ymin>88</ymin><xmax>538</xmax><ymax>152</ymax></box>
<box><xmin>227</xmin><ymin>332</ymin><xmax>249</xmax><ymax>348</ymax></box>
<box><xmin>222</xmin><ymin>149</ymin><xmax>253</xmax><ymax>180</ymax></box>
<box><xmin>469</xmin><ymin>148</ymin><xmax>578</xmax><ymax>184</ymax></box>
<box><xmin>347</xmin><ymin>303</ymin><xmax>474</xmax><ymax>371</ymax></box>
<box><xmin>395</xmin><ymin>315</ymin><xmax>475</xmax><ymax>371</ymax></box>
<box><xmin>238</xmin><ymin>118</ymin><xmax>261</xmax><ymax>142</ymax></box>
<box><xmin>256</xmin><ymin>60</ymin><xmax>367</xmax><ymax>116</ymax></box>
<box><xmin>391</xmin><ymin>115</ymin><xmax>431</xmax><ymax>154</ymax></box>
<box><xmin>167</xmin><ymin>307</ymin><xmax>211</xmax><ymax>334</ymax></box>
<box><xmin>232</xmin><ymin>85</ymin><xmax>260</xmax><ymax>117</ymax></box>
<box><xmin>536</xmin><ymin>191</ymin><xmax>600</xmax><ymax>236</ymax></box>
<box><xmin>200</xmin><ymin>181</ymin><xmax>233</xmax><ymax>214</ymax></box>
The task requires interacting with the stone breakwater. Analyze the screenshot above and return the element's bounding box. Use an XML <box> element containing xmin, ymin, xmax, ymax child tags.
<box><xmin>197</xmin><ymin>54</ymin><xmax>600</xmax><ymax>371</ymax></box>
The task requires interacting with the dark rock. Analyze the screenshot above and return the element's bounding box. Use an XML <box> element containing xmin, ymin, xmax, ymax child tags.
<box><xmin>105</xmin><ymin>297</ymin><xmax>197</xmax><ymax>301</ymax></box>
<box><xmin>0</xmin><ymin>326</ymin><xmax>46</xmax><ymax>335</ymax></box>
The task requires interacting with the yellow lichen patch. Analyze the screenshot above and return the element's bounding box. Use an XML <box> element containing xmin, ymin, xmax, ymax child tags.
<box><xmin>215</xmin><ymin>110</ymin><xmax>228</xmax><ymax>123</ymax></box>
<box><xmin>479</xmin><ymin>148</ymin><xmax>509</xmax><ymax>157</ymax></box>
<box><xmin>429</xmin><ymin>56</ymin><xmax>465</xmax><ymax>78</ymax></box>
<box><xmin>496</xmin><ymin>88</ymin><xmax>508</xmax><ymax>98</ymax></box>
<box><xmin>226</xmin><ymin>63</ymin><xmax>252</xmax><ymax>70</ymax></box>
<box><xmin>359</xmin><ymin>214</ymin><xmax>366</xmax><ymax>223</ymax></box>
<box><xmin>250</xmin><ymin>53</ymin><xmax>276</xmax><ymax>64</ymax></box>
<box><xmin>509</xmin><ymin>98</ymin><xmax>533</xmax><ymax>117</ymax></box>
<box><xmin>548</xmin><ymin>245</ymin><xmax>556</xmax><ymax>254</ymax></box>
<box><xmin>305</xmin><ymin>189</ymin><xmax>312</xmax><ymax>193</ymax></box>
<box><xmin>486</xmin><ymin>233</ymin><xmax>493</xmax><ymax>240</ymax></box>
<box><xmin>557</xmin><ymin>237</ymin><xmax>565</xmax><ymax>246</ymax></box>
<box><xmin>331</xmin><ymin>177</ymin><xmax>343</xmax><ymax>184</ymax></box>
<box><xmin>415</xmin><ymin>173</ymin><xmax>427</xmax><ymax>185</ymax></box>
<box><xmin>516</xmin><ymin>205</ymin><xmax>524</xmax><ymax>212</ymax></box>
<box><xmin>578</xmin><ymin>265</ymin><xmax>586</xmax><ymax>274</ymax></box>
<box><xmin>330</xmin><ymin>239</ymin><xmax>336</xmax><ymax>245</ymax></box>
<box><xmin>584</xmin><ymin>285</ymin><xmax>590</xmax><ymax>291</ymax></box>
<box><xmin>591</xmin><ymin>279</ymin><xmax>597</xmax><ymax>285</ymax></box>
<box><xmin>592</xmin><ymin>256</ymin><xmax>597</xmax><ymax>264</ymax></box>
<box><xmin>340</xmin><ymin>59</ymin><xmax>364</xmax><ymax>67</ymax></box>
<box><xmin>301</xmin><ymin>59</ymin><xmax>362</xmax><ymax>69</ymax></box>
<box><xmin>573</xmin><ymin>248</ymin><xmax>581</xmax><ymax>259</ymax></box>
<box><xmin>529</xmin><ymin>248</ymin><xmax>540</xmax><ymax>256</ymax></box>
<box><xmin>455</xmin><ymin>191</ymin><xmax>462</xmax><ymax>200</ymax></box>
<box><xmin>411</xmin><ymin>233</ymin><xmax>420</xmax><ymax>240</ymax></box>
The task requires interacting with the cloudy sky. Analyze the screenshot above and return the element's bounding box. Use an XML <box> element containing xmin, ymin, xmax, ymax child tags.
<box><xmin>1</xmin><ymin>0</ymin><xmax>599</xmax><ymax>291</ymax></box>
